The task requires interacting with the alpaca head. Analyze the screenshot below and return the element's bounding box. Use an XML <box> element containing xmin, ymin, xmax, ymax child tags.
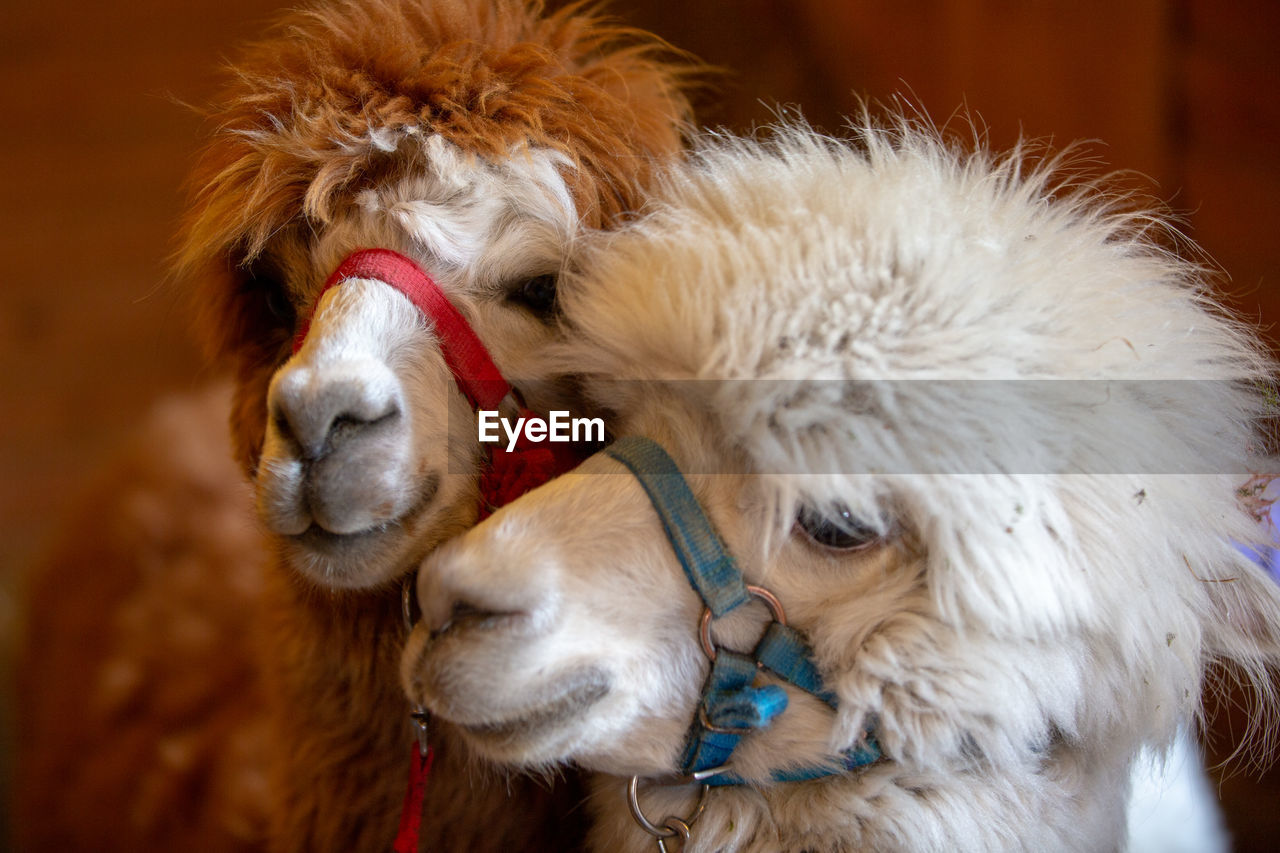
<box><xmin>402</xmin><ymin>122</ymin><xmax>1280</xmax><ymax>832</ymax></box>
<box><xmin>175</xmin><ymin>0</ymin><xmax>692</xmax><ymax>588</ymax></box>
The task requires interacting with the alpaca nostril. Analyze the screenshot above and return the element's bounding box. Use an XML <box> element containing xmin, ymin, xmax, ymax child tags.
<box><xmin>269</xmin><ymin>406</ymin><xmax>306</xmax><ymax>457</ymax></box>
<box><xmin>431</xmin><ymin>598</ymin><xmax>522</xmax><ymax>639</ymax></box>
<box><xmin>322</xmin><ymin>406</ymin><xmax>400</xmax><ymax>455</ymax></box>
<box><xmin>269</xmin><ymin>366</ymin><xmax>403</xmax><ymax>460</ymax></box>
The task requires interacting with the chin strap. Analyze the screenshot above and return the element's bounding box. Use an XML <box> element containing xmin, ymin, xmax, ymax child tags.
<box><xmin>296</xmin><ymin>248</ymin><xmax>587</xmax><ymax>851</ymax></box>
<box><xmin>603</xmin><ymin>436</ymin><xmax>881</xmax><ymax>849</ymax></box>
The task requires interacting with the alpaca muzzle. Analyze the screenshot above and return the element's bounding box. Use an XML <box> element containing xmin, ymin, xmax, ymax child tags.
<box><xmin>295</xmin><ymin>248</ymin><xmax>583</xmax><ymax>517</ymax></box>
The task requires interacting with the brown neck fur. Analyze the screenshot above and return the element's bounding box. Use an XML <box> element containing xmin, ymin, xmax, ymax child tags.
<box><xmin>259</xmin><ymin>554</ymin><xmax>585</xmax><ymax>852</ymax></box>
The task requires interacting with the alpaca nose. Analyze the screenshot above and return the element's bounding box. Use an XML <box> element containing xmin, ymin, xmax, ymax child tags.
<box><xmin>415</xmin><ymin>535</ymin><xmax>559</xmax><ymax>639</ymax></box>
<box><xmin>269</xmin><ymin>360</ymin><xmax>403</xmax><ymax>460</ymax></box>
<box><xmin>415</xmin><ymin>548</ymin><xmax>495</xmax><ymax>636</ymax></box>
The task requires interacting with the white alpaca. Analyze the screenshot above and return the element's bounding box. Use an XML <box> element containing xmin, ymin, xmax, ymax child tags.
<box><xmin>402</xmin><ymin>121</ymin><xmax>1280</xmax><ymax>852</ymax></box>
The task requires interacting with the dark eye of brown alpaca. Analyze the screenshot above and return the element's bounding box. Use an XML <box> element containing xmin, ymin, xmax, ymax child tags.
<box><xmin>242</xmin><ymin>259</ymin><xmax>295</xmax><ymax>329</ymax></box>
<box><xmin>796</xmin><ymin>505</ymin><xmax>883</xmax><ymax>551</ymax></box>
<box><xmin>263</xmin><ymin>285</ymin><xmax>294</xmax><ymax>327</ymax></box>
<box><xmin>507</xmin><ymin>273</ymin><xmax>558</xmax><ymax>318</ymax></box>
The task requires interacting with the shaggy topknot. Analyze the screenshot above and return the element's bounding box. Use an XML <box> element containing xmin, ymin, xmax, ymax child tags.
<box><xmin>183</xmin><ymin>0</ymin><xmax>692</xmax><ymax>258</ymax></box>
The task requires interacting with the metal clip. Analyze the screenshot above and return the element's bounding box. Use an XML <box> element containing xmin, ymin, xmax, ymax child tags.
<box><xmin>655</xmin><ymin>816</ymin><xmax>692</xmax><ymax>853</ymax></box>
<box><xmin>401</xmin><ymin>578</ymin><xmax>418</xmax><ymax>635</ymax></box>
<box><xmin>674</xmin><ymin>764</ymin><xmax>734</xmax><ymax>785</ymax></box>
<box><xmin>402</xmin><ymin>578</ymin><xmax>431</xmax><ymax>757</ymax></box>
<box><xmin>410</xmin><ymin>705</ymin><xmax>430</xmax><ymax>757</ymax></box>
<box><xmin>627</xmin><ymin>775</ymin><xmax>709</xmax><ymax>852</ymax></box>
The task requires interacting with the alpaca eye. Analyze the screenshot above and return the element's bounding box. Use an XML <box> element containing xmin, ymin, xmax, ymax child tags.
<box><xmin>263</xmin><ymin>283</ymin><xmax>294</xmax><ymax>325</ymax></box>
<box><xmin>507</xmin><ymin>273</ymin><xmax>558</xmax><ymax>318</ymax></box>
<box><xmin>242</xmin><ymin>258</ymin><xmax>295</xmax><ymax>328</ymax></box>
<box><xmin>796</xmin><ymin>506</ymin><xmax>882</xmax><ymax>551</ymax></box>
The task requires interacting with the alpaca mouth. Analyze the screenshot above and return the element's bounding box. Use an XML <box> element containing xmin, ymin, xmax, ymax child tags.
<box><xmin>279</xmin><ymin>473</ymin><xmax>447</xmax><ymax>588</ymax></box>
<box><xmin>457</xmin><ymin>668</ymin><xmax>612</xmax><ymax>747</ymax></box>
<box><xmin>290</xmin><ymin>472</ymin><xmax>441</xmax><ymax>556</ymax></box>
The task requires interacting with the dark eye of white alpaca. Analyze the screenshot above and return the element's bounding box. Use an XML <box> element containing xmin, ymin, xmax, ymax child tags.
<box><xmin>507</xmin><ymin>273</ymin><xmax>558</xmax><ymax>318</ymax></box>
<box><xmin>796</xmin><ymin>505</ymin><xmax>883</xmax><ymax>551</ymax></box>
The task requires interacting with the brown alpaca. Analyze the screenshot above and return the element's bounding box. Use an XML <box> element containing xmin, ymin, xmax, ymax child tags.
<box><xmin>16</xmin><ymin>1</ymin><xmax>693</xmax><ymax>849</ymax></box>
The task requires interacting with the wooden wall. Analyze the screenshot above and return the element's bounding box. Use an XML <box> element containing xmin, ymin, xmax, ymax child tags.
<box><xmin>616</xmin><ymin>0</ymin><xmax>1280</xmax><ymax>333</ymax></box>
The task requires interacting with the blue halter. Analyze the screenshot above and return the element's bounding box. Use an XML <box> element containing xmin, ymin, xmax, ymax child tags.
<box><xmin>603</xmin><ymin>436</ymin><xmax>881</xmax><ymax>788</ymax></box>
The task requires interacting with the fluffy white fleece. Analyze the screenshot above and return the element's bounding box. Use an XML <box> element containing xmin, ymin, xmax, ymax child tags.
<box><xmin>405</xmin><ymin>117</ymin><xmax>1280</xmax><ymax>852</ymax></box>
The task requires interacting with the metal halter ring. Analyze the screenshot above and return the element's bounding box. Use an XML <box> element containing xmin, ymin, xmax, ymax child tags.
<box><xmin>627</xmin><ymin>776</ymin><xmax>709</xmax><ymax>843</ymax></box>
<box><xmin>401</xmin><ymin>577</ymin><xmax>419</xmax><ymax>635</ymax></box>
<box><xmin>655</xmin><ymin>818</ymin><xmax>692</xmax><ymax>853</ymax></box>
<box><xmin>698</xmin><ymin>584</ymin><xmax>787</xmax><ymax>661</ymax></box>
<box><xmin>401</xmin><ymin>578</ymin><xmax>431</xmax><ymax>755</ymax></box>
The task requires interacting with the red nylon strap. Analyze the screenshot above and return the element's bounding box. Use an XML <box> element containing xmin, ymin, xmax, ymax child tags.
<box><xmin>293</xmin><ymin>248</ymin><xmax>510</xmax><ymax>411</ymax></box>
<box><xmin>478</xmin><ymin>435</ymin><xmax>583</xmax><ymax>520</ymax></box>
<box><xmin>391</xmin><ymin>745</ymin><xmax>434</xmax><ymax>853</ymax></box>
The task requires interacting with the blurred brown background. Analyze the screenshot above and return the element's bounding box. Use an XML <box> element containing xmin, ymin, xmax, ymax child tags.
<box><xmin>2</xmin><ymin>0</ymin><xmax>1278</xmax><ymax>848</ymax></box>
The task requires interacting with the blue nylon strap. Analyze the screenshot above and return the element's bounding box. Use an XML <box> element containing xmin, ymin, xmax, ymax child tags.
<box><xmin>603</xmin><ymin>436</ymin><xmax>749</xmax><ymax>617</ymax></box>
<box><xmin>754</xmin><ymin>622</ymin><xmax>839</xmax><ymax>708</ymax></box>
<box><xmin>705</xmin><ymin>682</ymin><xmax>789</xmax><ymax>731</ymax></box>
<box><xmin>679</xmin><ymin>650</ymin><xmax>788</xmax><ymax>775</ymax></box>
<box><xmin>603</xmin><ymin>434</ymin><xmax>883</xmax><ymax>787</ymax></box>
<box><xmin>703</xmin><ymin>731</ymin><xmax>884</xmax><ymax>787</ymax></box>
<box><xmin>692</xmin><ymin>630</ymin><xmax>883</xmax><ymax>787</ymax></box>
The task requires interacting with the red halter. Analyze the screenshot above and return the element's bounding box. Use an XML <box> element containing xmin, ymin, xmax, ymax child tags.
<box><xmin>293</xmin><ymin>247</ymin><xmax>584</xmax><ymax>851</ymax></box>
<box><xmin>295</xmin><ymin>247</ymin><xmax>579</xmax><ymax>518</ymax></box>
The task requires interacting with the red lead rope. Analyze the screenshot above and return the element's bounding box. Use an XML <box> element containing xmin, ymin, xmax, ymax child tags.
<box><xmin>391</xmin><ymin>745</ymin><xmax>435</xmax><ymax>853</ymax></box>
<box><xmin>294</xmin><ymin>248</ymin><xmax>585</xmax><ymax>850</ymax></box>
